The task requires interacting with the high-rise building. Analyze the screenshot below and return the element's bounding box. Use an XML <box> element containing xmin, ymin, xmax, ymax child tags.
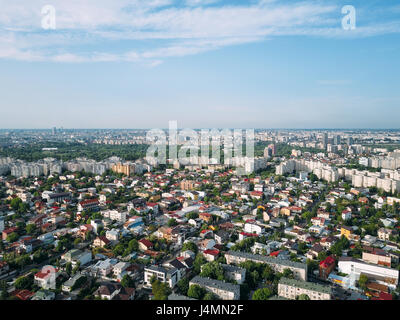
<box><xmin>52</xmin><ymin>127</ymin><xmax>57</xmax><ymax>135</ymax></box>
<box><xmin>322</xmin><ymin>133</ymin><xmax>328</xmax><ymax>149</ymax></box>
<box><xmin>333</xmin><ymin>135</ymin><xmax>341</xmax><ymax>145</ymax></box>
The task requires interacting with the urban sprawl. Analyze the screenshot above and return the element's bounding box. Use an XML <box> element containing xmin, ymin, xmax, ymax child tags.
<box><xmin>0</xmin><ymin>128</ymin><xmax>400</xmax><ymax>301</ymax></box>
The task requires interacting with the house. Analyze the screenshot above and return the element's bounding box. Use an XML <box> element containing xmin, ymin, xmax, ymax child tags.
<box><xmin>342</xmin><ymin>209</ymin><xmax>352</xmax><ymax>221</ymax></box>
<box><xmin>94</xmin><ymin>283</ymin><xmax>122</xmax><ymax>300</ymax></box>
<box><xmin>215</xmin><ymin>230</ymin><xmax>230</xmax><ymax>244</ymax></box>
<box><xmin>91</xmin><ymin>259</ymin><xmax>115</xmax><ymax>277</ymax></box>
<box><xmin>319</xmin><ymin>256</ymin><xmax>335</xmax><ymax>280</ymax></box>
<box><xmin>34</xmin><ymin>267</ymin><xmax>58</xmax><ymax>289</ymax></box>
<box><xmin>378</xmin><ymin>228</ymin><xmax>395</xmax><ymax>241</ymax></box>
<box><xmin>341</xmin><ymin>226</ymin><xmax>353</xmax><ymax>240</ymax></box>
<box><xmin>78</xmin><ymin>199</ymin><xmax>99</xmax><ymax>212</ymax></box>
<box><xmin>31</xmin><ymin>289</ymin><xmax>56</xmax><ymax>300</ymax></box>
<box><xmin>113</xmin><ymin>262</ymin><xmax>130</xmax><ymax>278</ymax></box>
<box><xmin>139</xmin><ymin>239</ymin><xmax>154</xmax><ymax>252</ymax></box>
<box><xmin>362</xmin><ymin>246</ymin><xmax>391</xmax><ymax>267</ymax></box>
<box><xmin>199</xmin><ymin>212</ymin><xmax>212</xmax><ymax>223</ymax></box>
<box><xmin>144</xmin><ymin>265</ymin><xmax>180</xmax><ymax>288</ymax></box>
<box><xmin>62</xmin><ymin>249</ymin><xmax>92</xmax><ymax>267</ymax></box>
<box><xmin>113</xmin><ymin>287</ymin><xmax>135</xmax><ymax>300</ymax></box>
<box><xmin>105</xmin><ymin>229</ymin><xmax>120</xmax><ymax>242</ymax></box>
<box><xmin>93</xmin><ymin>236</ymin><xmax>111</xmax><ymax>248</ymax></box>
<box><xmin>2</xmin><ymin>226</ymin><xmax>18</xmax><ymax>241</ymax></box>
<box><xmin>203</xmin><ymin>249</ymin><xmax>220</xmax><ymax>262</ymax></box>
<box><xmin>306</xmin><ymin>243</ymin><xmax>324</xmax><ymax>260</ymax></box>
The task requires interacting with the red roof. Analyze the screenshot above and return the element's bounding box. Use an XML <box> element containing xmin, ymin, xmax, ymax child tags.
<box><xmin>12</xmin><ymin>289</ymin><xmax>35</xmax><ymax>300</ymax></box>
<box><xmin>139</xmin><ymin>239</ymin><xmax>153</xmax><ymax>248</ymax></box>
<box><xmin>240</xmin><ymin>232</ymin><xmax>258</xmax><ymax>237</ymax></box>
<box><xmin>270</xmin><ymin>250</ymin><xmax>281</xmax><ymax>257</ymax></box>
<box><xmin>320</xmin><ymin>256</ymin><xmax>335</xmax><ymax>268</ymax></box>
<box><xmin>372</xmin><ymin>292</ymin><xmax>392</xmax><ymax>300</ymax></box>
<box><xmin>79</xmin><ymin>199</ymin><xmax>99</xmax><ymax>206</ymax></box>
<box><xmin>204</xmin><ymin>249</ymin><xmax>219</xmax><ymax>256</ymax></box>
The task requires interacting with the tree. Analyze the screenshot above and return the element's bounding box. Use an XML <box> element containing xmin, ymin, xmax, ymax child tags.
<box><xmin>203</xmin><ymin>292</ymin><xmax>217</xmax><ymax>300</ymax></box>
<box><xmin>25</xmin><ymin>224</ymin><xmax>36</xmax><ymax>235</ymax></box>
<box><xmin>187</xmin><ymin>284</ymin><xmax>206</xmax><ymax>300</ymax></box>
<box><xmin>15</xmin><ymin>275</ymin><xmax>33</xmax><ymax>290</ymax></box>
<box><xmin>297</xmin><ymin>294</ymin><xmax>310</xmax><ymax>300</ymax></box>
<box><xmin>167</xmin><ymin>218</ymin><xmax>178</xmax><ymax>227</ymax></box>
<box><xmin>65</xmin><ymin>262</ymin><xmax>72</xmax><ymax>275</ymax></box>
<box><xmin>200</xmin><ymin>261</ymin><xmax>225</xmax><ymax>281</ymax></box>
<box><xmin>176</xmin><ymin>278</ymin><xmax>189</xmax><ymax>295</ymax></box>
<box><xmin>6</xmin><ymin>232</ymin><xmax>19</xmax><ymax>243</ymax></box>
<box><xmin>358</xmin><ymin>274</ymin><xmax>368</xmax><ymax>291</ymax></box>
<box><xmin>252</xmin><ymin>288</ymin><xmax>273</xmax><ymax>300</ymax></box>
<box><xmin>121</xmin><ymin>274</ymin><xmax>135</xmax><ymax>288</ymax></box>
<box><xmin>0</xmin><ymin>280</ymin><xmax>8</xmax><ymax>300</ymax></box>
<box><xmin>193</xmin><ymin>254</ymin><xmax>207</xmax><ymax>274</ymax></box>
<box><xmin>182</xmin><ymin>241</ymin><xmax>198</xmax><ymax>255</ymax></box>
<box><xmin>152</xmin><ymin>280</ymin><xmax>171</xmax><ymax>300</ymax></box>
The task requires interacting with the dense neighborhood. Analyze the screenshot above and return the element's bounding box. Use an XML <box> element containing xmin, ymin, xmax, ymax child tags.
<box><xmin>1</xmin><ymin>130</ymin><xmax>400</xmax><ymax>301</ymax></box>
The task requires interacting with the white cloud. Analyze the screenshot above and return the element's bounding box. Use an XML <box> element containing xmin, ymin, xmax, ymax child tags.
<box><xmin>0</xmin><ymin>0</ymin><xmax>399</xmax><ymax>63</ymax></box>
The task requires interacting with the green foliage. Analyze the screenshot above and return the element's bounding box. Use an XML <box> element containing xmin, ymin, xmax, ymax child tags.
<box><xmin>6</xmin><ymin>232</ymin><xmax>19</xmax><ymax>243</ymax></box>
<box><xmin>176</xmin><ymin>278</ymin><xmax>189</xmax><ymax>295</ymax></box>
<box><xmin>167</xmin><ymin>218</ymin><xmax>178</xmax><ymax>227</ymax></box>
<box><xmin>121</xmin><ymin>274</ymin><xmax>135</xmax><ymax>288</ymax></box>
<box><xmin>252</xmin><ymin>287</ymin><xmax>273</xmax><ymax>300</ymax></box>
<box><xmin>152</xmin><ymin>280</ymin><xmax>171</xmax><ymax>300</ymax></box>
<box><xmin>15</xmin><ymin>274</ymin><xmax>33</xmax><ymax>290</ymax></box>
<box><xmin>187</xmin><ymin>284</ymin><xmax>206</xmax><ymax>300</ymax></box>
<box><xmin>297</xmin><ymin>294</ymin><xmax>310</xmax><ymax>300</ymax></box>
<box><xmin>182</xmin><ymin>241</ymin><xmax>198</xmax><ymax>255</ymax></box>
<box><xmin>193</xmin><ymin>254</ymin><xmax>207</xmax><ymax>274</ymax></box>
<box><xmin>200</xmin><ymin>261</ymin><xmax>225</xmax><ymax>281</ymax></box>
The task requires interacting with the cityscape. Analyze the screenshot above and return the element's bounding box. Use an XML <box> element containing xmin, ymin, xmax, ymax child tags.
<box><xmin>1</xmin><ymin>128</ymin><xmax>400</xmax><ymax>301</ymax></box>
<box><xmin>1</xmin><ymin>0</ymin><xmax>400</xmax><ymax>307</ymax></box>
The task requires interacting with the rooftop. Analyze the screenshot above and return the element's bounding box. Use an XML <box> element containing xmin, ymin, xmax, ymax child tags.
<box><xmin>279</xmin><ymin>277</ymin><xmax>332</xmax><ymax>295</ymax></box>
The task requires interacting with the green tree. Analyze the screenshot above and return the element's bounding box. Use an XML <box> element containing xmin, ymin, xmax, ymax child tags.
<box><xmin>152</xmin><ymin>280</ymin><xmax>171</xmax><ymax>300</ymax></box>
<box><xmin>358</xmin><ymin>274</ymin><xmax>368</xmax><ymax>291</ymax></box>
<box><xmin>6</xmin><ymin>232</ymin><xmax>19</xmax><ymax>243</ymax></box>
<box><xmin>65</xmin><ymin>262</ymin><xmax>72</xmax><ymax>275</ymax></box>
<box><xmin>297</xmin><ymin>294</ymin><xmax>310</xmax><ymax>300</ymax></box>
<box><xmin>252</xmin><ymin>288</ymin><xmax>273</xmax><ymax>300</ymax></box>
<box><xmin>176</xmin><ymin>278</ymin><xmax>189</xmax><ymax>295</ymax></box>
<box><xmin>200</xmin><ymin>261</ymin><xmax>225</xmax><ymax>281</ymax></box>
<box><xmin>193</xmin><ymin>254</ymin><xmax>207</xmax><ymax>274</ymax></box>
<box><xmin>121</xmin><ymin>274</ymin><xmax>135</xmax><ymax>288</ymax></box>
<box><xmin>15</xmin><ymin>275</ymin><xmax>33</xmax><ymax>290</ymax></box>
<box><xmin>167</xmin><ymin>218</ymin><xmax>178</xmax><ymax>227</ymax></box>
<box><xmin>187</xmin><ymin>284</ymin><xmax>206</xmax><ymax>300</ymax></box>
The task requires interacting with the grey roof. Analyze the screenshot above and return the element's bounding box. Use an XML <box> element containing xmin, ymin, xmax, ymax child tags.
<box><xmin>226</xmin><ymin>250</ymin><xmax>307</xmax><ymax>270</ymax></box>
<box><xmin>221</xmin><ymin>264</ymin><xmax>246</xmax><ymax>274</ymax></box>
<box><xmin>190</xmin><ymin>276</ymin><xmax>240</xmax><ymax>293</ymax></box>
<box><xmin>279</xmin><ymin>277</ymin><xmax>332</xmax><ymax>295</ymax></box>
<box><xmin>168</xmin><ymin>293</ymin><xmax>196</xmax><ymax>300</ymax></box>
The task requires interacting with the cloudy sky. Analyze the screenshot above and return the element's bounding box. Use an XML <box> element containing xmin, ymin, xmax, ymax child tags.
<box><xmin>0</xmin><ymin>0</ymin><xmax>400</xmax><ymax>129</ymax></box>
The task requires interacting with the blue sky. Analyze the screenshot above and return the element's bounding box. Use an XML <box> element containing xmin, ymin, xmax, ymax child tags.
<box><xmin>0</xmin><ymin>0</ymin><xmax>399</xmax><ymax>129</ymax></box>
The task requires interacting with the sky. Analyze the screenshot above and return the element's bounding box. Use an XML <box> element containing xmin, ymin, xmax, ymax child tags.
<box><xmin>0</xmin><ymin>0</ymin><xmax>400</xmax><ymax>129</ymax></box>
